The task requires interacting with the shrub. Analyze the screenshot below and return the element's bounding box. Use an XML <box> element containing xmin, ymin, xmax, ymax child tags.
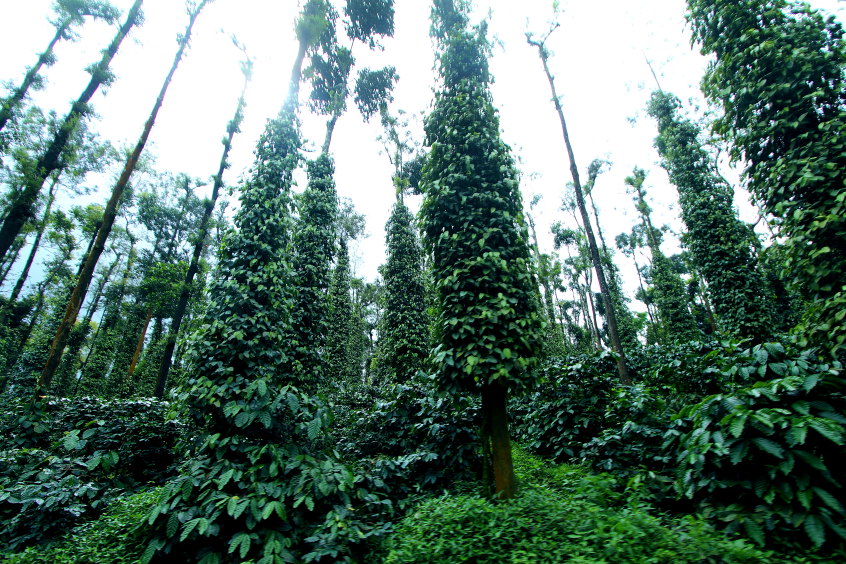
<box><xmin>0</xmin><ymin>397</ymin><xmax>184</xmax><ymax>551</ymax></box>
<box><xmin>5</xmin><ymin>487</ymin><xmax>161</xmax><ymax>563</ymax></box>
<box><xmin>511</xmin><ymin>351</ymin><xmax>617</xmax><ymax>461</ymax></box>
<box><xmin>668</xmin><ymin>342</ymin><xmax>846</xmax><ymax>548</ymax></box>
<box><xmin>385</xmin><ymin>486</ymin><xmax>771</xmax><ymax>562</ymax></box>
<box><xmin>335</xmin><ymin>376</ymin><xmax>481</xmax><ymax>500</ymax></box>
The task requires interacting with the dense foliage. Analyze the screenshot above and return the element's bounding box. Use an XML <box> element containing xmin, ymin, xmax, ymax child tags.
<box><xmin>687</xmin><ymin>0</ymin><xmax>846</xmax><ymax>356</ymax></box>
<box><xmin>1</xmin><ymin>0</ymin><xmax>844</xmax><ymax>561</ymax></box>
<box><xmin>648</xmin><ymin>91</ymin><xmax>777</xmax><ymax>340</ymax></box>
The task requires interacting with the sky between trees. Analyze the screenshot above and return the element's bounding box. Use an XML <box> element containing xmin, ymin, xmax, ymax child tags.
<box><xmin>1</xmin><ymin>0</ymin><xmax>843</xmax><ymax>299</ymax></box>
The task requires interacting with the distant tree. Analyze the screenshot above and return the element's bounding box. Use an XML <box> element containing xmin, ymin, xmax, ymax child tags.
<box><xmin>0</xmin><ymin>0</ymin><xmax>120</xmax><ymax>141</ymax></box>
<box><xmin>290</xmin><ymin>154</ymin><xmax>339</xmax><ymax>391</ymax></box>
<box><xmin>375</xmin><ymin>200</ymin><xmax>428</xmax><ymax>385</ymax></box>
<box><xmin>626</xmin><ymin>167</ymin><xmax>700</xmax><ymax>343</ymax></box>
<box><xmin>648</xmin><ymin>91</ymin><xmax>778</xmax><ymax>340</ymax></box>
<box><xmin>0</xmin><ymin>0</ymin><xmax>143</xmax><ymax>262</ymax></box>
<box><xmin>326</xmin><ymin>237</ymin><xmax>358</xmax><ymax>385</ymax></box>
<box><xmin>38</xmin><ymin>0</ymin><xmax>209</xmax><ymax>395</ymax></box>
<box><xmin>154</xmin><ymin>53</ymin><xmax>251</xmax><ymax>398</ymax></box>
<box><xmin>421</xmin><ymin>0</ymin><xmax>543</xmax><ymax>499</ymax></box>
<box><xmin>687</xmin><ymin>0</ymin><xmax>846</xmax><ymax>356</ymax></box>
<box><xmin>527</xmin><ymin>27</ymin><xmax>631</xmax><ymax>384</ymax></box>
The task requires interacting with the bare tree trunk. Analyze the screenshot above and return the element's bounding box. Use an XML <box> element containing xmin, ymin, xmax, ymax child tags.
<box><xmin>322</xmin><ymin>112</ymin><xmax>339</xmax><ymax>154</ymax></box>
<box><xmin>631</xmin><ymin>251</ymin><xmax>658</xmax><ymax>335</ymax></box>
<box><xmin>528</xmin><ymin>34</ymin><xmax>631</xmax><ymax>384</ymax></box>
<box><xmin>155</xmin><ymin>62</ymin><xmax>250</xmax><ymax>397</ymax></box>
<box><xmin>482</xmin><ymin>380</ymin><xmax>515</xmax><ymax>499</ymax></box>
<box><xmin>7</xmin><ymin>175</ymin><xmax>60</xmax><ymax>305</ymax></box>
<box><xmin>37</xmin><ymin>1</ymin><xmax>207</xmax><ymax>395</ymax></box>
<box><xmin>0</xmin><ymin>238</ymin><xmax>23</xmax><ymax>288</ymax></box>
<box><xmin>0</xmin><ymin>0</ymin><xmax>143</xmax><ymax>262</ymax></box>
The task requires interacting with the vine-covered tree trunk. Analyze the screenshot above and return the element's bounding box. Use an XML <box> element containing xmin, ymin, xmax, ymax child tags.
<box><xmin>648</xmin><ymin>91</ymin><xmax>777</xmax><ymax>340</ymax></box>
<box><xmin>6</xmin><ymin>175</ymin><xmax>60</xmax><ymax>306</ymax></box>
<box><xmin>687</xmin><ymin>0</ymin><xmax>846</xmax><ymax>355</ymax></box>
<box><xmin>125</xmin><ymin>306</ymin><xmax>152</xmax><ymax>385</ymax></box>
<box><xmin>422</xmin><ymin>2</ymin><xmax>543</xmax><ymax>499</ymax></box>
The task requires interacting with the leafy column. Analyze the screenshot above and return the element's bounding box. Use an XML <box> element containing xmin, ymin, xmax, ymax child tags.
<box><xmin>648</xmin><ymin>91</ymin><xmax>777</xmax><ymax>340</ymax></box>
<box><xmin>626</xmin><ymin>167</ymin><xmax>700</xmax><ymax>342</ymax></box>
<box><xmin>154</xmin><ymin>54</ymin><xmax>251</xmax><ymax>398</ymax></box>
<box><xmin>421</xmin><ymin>0</ymin><xmax>543</xmax><ymax>499</ymax></box>
<box><xmin>687</xmin><ymin>0</ymin><xmax>846</xmax><ymax>356</ymax></box>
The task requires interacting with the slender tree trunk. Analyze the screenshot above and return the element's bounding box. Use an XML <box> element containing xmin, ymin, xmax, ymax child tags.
<box><xmin>0</xmin><ymin>238</ymin><xmax>24</xmax><ymax>287</ymax></box>
<box><xmin>631</xmin><ymin>251</ymin><xmax>658</xmax><ymax>334</ymax></box>
<box><xmin>0</xmin><ymin>0</ymin><xmax>143</xmax><ymax>262</ymax></box>
<box><xmin>322</xmin><ymin>112</ymin><xmax>339</xmax><ymax>154</ymax></box>
<box><xmin>37</xmin><ymin>2</ymin><xmax>208</xmax><ymax>395</ymax></box>
<box><xmin>528</xmin><ymin>36</ymin><xmax>631</xmax><ymax>384</ymax></box>
<box><xmin>283</xmin><ymin>38</ymin><xmax>309</xmax><ymax>114</ymax></box>
<box><xmin>482</xmin><ymin>380</ymin><xmax>515</xmax><ymax>499</ymax></box>
<box><xmin>695</xmin><ymin>277</ymin><xmax>718</xmax><ymax>333</ymax></box>
<box><xmin>155</xmin><ymin>62</ymin><xmax>249</xmax><ymax>398</ymax></box>
<box><xmin>7</xmin><ymin>175</ymin><xmax>60</xmax><ymax>305</ymax></box>
<box><xmin>82</xmin><ymin>252</ymin><xmax>121</xmax><ymax>325</ymax></box>
<box><xmin>0</xmin><ymin>19</ymin><xmax>71</xmax><ymax>135</ymax></box>
<box><xmin>125</xmin><ymin>306</ymin><xmax>152</xmax><ymax>385</ymax></box>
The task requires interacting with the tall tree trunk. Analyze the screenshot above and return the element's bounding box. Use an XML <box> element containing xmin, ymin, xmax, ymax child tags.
<box><xmin>528</xmin><ymin>35</ymin><xmax>631</xmax><ymax>384</ymax></box>
<box><xmin>0</xmin><ymin>18</ymin><xmax>71</xmax><ymax>135</ymax></box>
<box><xmin>0</xmin><ymin>0</ymin><xmax>143</xmax><ymax>262</ymax></box>
<box><xmin>631</xmin><ymin>251</ymin><xmax>658</xmax><ymax>335</ymax></box>
<box><xmin>37</xmin><ymin>1</ymin><xmax>208</xmax><ymax>395</ymax></box>
<box><xmin>482</xmin><ymin>380</ymin><xmax>515</xmax><ymax>499</ymax></box>
<box><xmin>7</xmin><ymin>175</ymin><xmax>60</xmax><ymax>305</ymax></box>
<box><xmin>154</xmin><ymin>61</ymin><xmax>250</xmax><ymax>398</ymax></box>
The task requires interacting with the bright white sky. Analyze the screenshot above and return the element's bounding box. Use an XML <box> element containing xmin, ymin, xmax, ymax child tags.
<box><xmin>1</xmin><ymin>0</ymin><xmax>844</xmax><ymax>305</ymax></box>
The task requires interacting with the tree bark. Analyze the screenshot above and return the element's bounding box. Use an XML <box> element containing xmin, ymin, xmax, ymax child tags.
<box><xmin>154</xmin><ymin>61</ymin><xmax>250</xmax><ymax>398</ymax></box>
<box><xmin>482</xmin><ymin>380</ymin><xmax>515</xmax><ymax>499</ymax></box>
<box><xmin>125</xmin><ymin>306</ymin><xmax>152</xmax><ymax>385</ymax></box>
<box><xmin>528</xmin><ymin>35</ymin><xmax>631</xmax><ymax>384</ymax></box>
<box><xmin>0</xmin><ymin>237</ymin><xmax>24</xmax><ymax>287</ymax></box>
<box><xmin>7</xmin><ymin>175</ymin><xmax>60</xmax><ymax>305</ymax></box>
<box><xmin>37</xmin><ymin>1</ymin><xmax>206</xmax><ymax>395</ymax></box>
<box><xmin>0</xmin><ymin>0</ymin><xmax>143</xmax><ymax>262</ymax></box>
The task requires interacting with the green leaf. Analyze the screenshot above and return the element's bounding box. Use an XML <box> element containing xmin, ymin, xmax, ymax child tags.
<box><xmin>228</xmin><ymin>533</ymin><xmax>251</xmax><ymax>558</ymax></box>
<box><xmin>180</xmin><ymin>518</ymin><xmax>201</xmax><ymax>541</ymax></box>
<box><xmin>804</xmin><ymin>514</ymin><xmax>826</xmax><ymax>547</ymax></box>
<box><xmin>307</xmin><ymin>417</ymin><xmax>321</xmax><ymax>440</ymax></box>
<box><xmin>812</xmin><ymin>487</ymin><xmax>845</xmax><ymax>513</ymax></box>
<box><xmin>218</xmin><ymin>468</ymin><xmax>235</xmax><ymax>488</ymax></box>
<box><xmin>751</xmin><ymin>437</ymin><xmax>784</xmax><ymax>458</ymax></box>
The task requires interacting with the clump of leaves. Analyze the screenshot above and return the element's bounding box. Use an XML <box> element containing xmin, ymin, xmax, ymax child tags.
<box><xmin>511</xmin><ymin>350</ymin><xmax>617</xmax><ymax>461</ymax></box>
<box><xmin>5</xmin><ymin>488</ymin><xmax>161</xmax><ymax>563</ymax></box>
<box><xmin>668</xmin><ymin>342</ymin><xmax>846</xmax><ymax>549</ymax></box>
<box><xmin>334</xmin><ymin>375</ymin><xmax>481</xmax><ymax>501</ymax></box>
<box><xmin>384</xmin><ymin>453</ymin><xmax>772</xmax><ymax>563</ymax></box>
